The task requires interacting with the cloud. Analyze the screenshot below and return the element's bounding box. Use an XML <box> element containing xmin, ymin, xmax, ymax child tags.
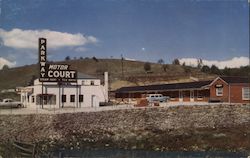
<box><xmin>179</xmin><ymin>56</ymin><xmax>249</xmax><ymax>69</ymax></box>
<box><xmin>0</xmin><ymin>57</ymin><xmax>16</xmax><ymax>69</ymax></box>
<box><xmin>0</xmin><ymin>28</ymin><xmax>98</xmax><ymax>49</ymax></box>
<box><xmin>75</xmin><ymin>47</ymin><xmax>88</xmax><ymax>52</ymax></box>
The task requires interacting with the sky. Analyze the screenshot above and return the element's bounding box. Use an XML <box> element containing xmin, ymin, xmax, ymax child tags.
<box><xmin>0</xmin><ymin>0</ymin><xmax>249</xmax><ymax>69</ymax></box>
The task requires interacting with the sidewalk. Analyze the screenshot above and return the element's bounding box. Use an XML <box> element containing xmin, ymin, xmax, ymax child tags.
<box><xmin>0</xmin><ymin>104</ymin><xmax>135</xmax><ymax>115</ymax></box>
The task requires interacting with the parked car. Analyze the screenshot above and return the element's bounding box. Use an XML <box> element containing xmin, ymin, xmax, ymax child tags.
<box><xmin>0</xmin><ymin>98</ymin><xmax>24</xmax><ymax>108</ymax></box>
<box><xmin>146</xmin><ymin>94</ymin><xmax>169</xmax><ymax>102</ymax></box>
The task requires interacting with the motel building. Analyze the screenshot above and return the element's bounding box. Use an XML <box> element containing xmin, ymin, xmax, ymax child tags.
<box><xmin>115</xmin><ymin>76</ymin><xmax>250</xmax><ymax>104</ymax></box>
<box><xmin>20</xmin><ymin>72</ymin><xmax>108</xmax><ymax>109</ymax></box>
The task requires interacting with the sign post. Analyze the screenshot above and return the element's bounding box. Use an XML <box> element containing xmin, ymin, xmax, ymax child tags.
<box><xmin>39</xmin><ymin>38</ymin><xmax>46</xmax><ymax>109</ymax></box>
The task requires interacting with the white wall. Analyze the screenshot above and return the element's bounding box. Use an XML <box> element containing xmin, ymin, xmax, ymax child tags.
<box><xmin>22</xmin><ymin>78</ymin><xmax>106</xmax><ymax>108</ymax></box>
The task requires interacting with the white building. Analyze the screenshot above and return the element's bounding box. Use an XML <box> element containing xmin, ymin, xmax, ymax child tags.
<box><xmin>20</xmin><ymin>72</ymin><xmax>108</xmax><ymax>109</ymax></box>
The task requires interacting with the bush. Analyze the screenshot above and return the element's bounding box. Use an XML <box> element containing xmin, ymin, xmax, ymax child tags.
<box><xmin>144</xmin><ymin>62</ymin><xmax>151</xmax><ymax>72</ymax></box>
<box><xmin>201</xmin><ymin>65</ymin><xmax>210</xmax><ymax>73</ymax></box>
<box><xmin>172</xmin><ymin>59</ymin><xmax>180</xmax><ymax>65</ymax></box>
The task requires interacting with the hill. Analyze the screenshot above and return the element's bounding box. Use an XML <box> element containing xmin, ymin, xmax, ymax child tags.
<box><xmin>0</xmin><ymin>58</ymin><xmax>215</xmax><ymax>92</ymax></box>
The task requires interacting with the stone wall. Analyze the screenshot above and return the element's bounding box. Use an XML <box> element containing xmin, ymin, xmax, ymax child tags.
<box><xmin>0</xmin><ymin>104</ymin><xmax>249</xmax><ymax>151</ymax></box>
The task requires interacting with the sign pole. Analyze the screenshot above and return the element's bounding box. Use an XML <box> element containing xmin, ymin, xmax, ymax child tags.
<box><xmin>59</xmin><ymin>82</ymin><xmax>61</xmax><ymax>108</ymax></box>
<box><xmin>39</xmin><ymin>38</ymin><xmax>47</xmax><ymax>109</ymax></box>
<box><xmin>42</xmin><ymin>81</ymin><xmax>44</xmax><ymax>109</ymax></box>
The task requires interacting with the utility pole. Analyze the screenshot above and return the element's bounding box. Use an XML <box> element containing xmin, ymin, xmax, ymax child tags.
<box><xmin>121</xmin><ymin>54</ymin><xmax>124</xmax><ymax>79</ymax></box>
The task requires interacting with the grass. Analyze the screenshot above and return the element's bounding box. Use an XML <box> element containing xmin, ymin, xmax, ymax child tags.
<box><xmin>0</xmin><ymin>58</ymin><xmax>214</xmax><ymax>92</ymax></box>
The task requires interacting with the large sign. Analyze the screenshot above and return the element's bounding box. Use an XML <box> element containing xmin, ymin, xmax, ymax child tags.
<box><xmin>39</xmin><ymin>38</ymin><xmax>77</xmax><ymax>82</ymax></box>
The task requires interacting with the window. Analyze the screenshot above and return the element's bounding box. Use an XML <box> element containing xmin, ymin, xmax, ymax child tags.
<box><xmin>79</xmin><ymin>95</ymin><xmax>84</xmax><ymax>102</ymax></box>
<box><xmin>216</xmin><ymin>88</ymin><xmax>223</xmax><ymax>96</ymax></box>
<box><xmin>32</xmin><ymin>96</ymin><xmax>34</xmax><ymax>103</ymax></box>
<box><xmin>70</xmin><ymin>95</ymin><xmax>75</xmax><ymax>102</ymax></box>
<box><xmin>197</xmin><ymin>90</ymin><xmax>203</xmax><ymax>100</ymax></box>
<box><xmin>91</xmin><ymin>81</ymin><xmax>95</xmax><ymax>85</ymax></box>
<box><xmin>62</xmin><ymin>95</ymin><xmax>66</xmax><ymax>102</ymax></box>
<box><xmin>242</xmin><ymin>87</ymin><xmax>250</xmax><ymax>100</ymax></box>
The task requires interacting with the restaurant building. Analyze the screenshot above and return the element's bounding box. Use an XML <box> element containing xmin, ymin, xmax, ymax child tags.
<box><xmin>20</xmin><ymin>72</ymin><xmax>108</xmax><ymax>108</ymax></box>
<box><xmin>115</xmin><ymin>76</ymin><xmax>250</xmax><ymax>104</ymax></box>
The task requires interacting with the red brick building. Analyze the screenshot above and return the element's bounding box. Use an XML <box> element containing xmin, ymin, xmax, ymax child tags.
<box><xmin>115</xmin><ymin>76</ymin><xmax>250</xmax><ymax>104</ymax></box>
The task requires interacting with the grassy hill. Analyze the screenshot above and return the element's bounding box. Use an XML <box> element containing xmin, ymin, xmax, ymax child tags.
<box><xmin>0</xmin><ymin>58</ymin><xmax>215</xmax><ymax>92</ymax></box>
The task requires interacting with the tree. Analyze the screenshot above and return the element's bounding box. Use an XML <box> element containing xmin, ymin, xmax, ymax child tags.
<box><xmin>157</xmin><ymin>59</ymin><xmax>164</xmax><ymax>64</ymax></box>
<box><xmin>27</xmin><ymin>75</ymin><xmax>36</xmax><ymax>86</ymax></box>
<box><xmin>172</xmin><ymin>59</ymin><xmax>180</xmax><ymax>65</ymax></box>
<box><xmin>197</xmin><ymin>58</ymin><xmax>203</xmax><ymax>69</ymax></box>
<box><xmin>162</xmin><ymin>64</ymin><xmax>169</xmax><ymax>72</ymax></box>
<box><xmin>222</xmin><ymin>67</ymin><xmax>231</xmax><ymax>76</ymax></box>
<box><xmin>92</xmin><ymin>56</ymin><xmax>99</xmax><ymax>62</ymax></box>
<box><xmin>201</xmin><ymin>65</ymin><xmax>210</xmax><ymax>73</ymax></box>
<box><xmin>210</xmin><ymin>65</ymin><xmax>221</xmax><ymax>74</ymax></box>
<box><xmin>144</xmin><ymin>62</ymin><xmax>151</xmax><ymax>72</ymax></box>
<box><xmin>65</xmin><ymin>56</ymin><xmax>71</xmax><ymax>61</ymax></box>
<box><xmin>2</xmin><ymin>65</ymin><xmax>9</xmax><ymax>70</ymax></box>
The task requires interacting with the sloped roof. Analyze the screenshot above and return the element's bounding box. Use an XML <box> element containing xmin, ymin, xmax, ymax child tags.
<box><xmin>220</xmin><ymin>76</ymin><xmax>250</xmax><ymax>84</ymax></box>
<box><xmin>116</xmin><ymin>80</ymin><xmax>212</xmax><ymax>93</ymax></box>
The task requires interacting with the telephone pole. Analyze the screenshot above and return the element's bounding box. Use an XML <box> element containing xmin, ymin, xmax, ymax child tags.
<box><xmin>121</xmin><ymin>54</ymin><xmax>124</xmax><ymax>79</ymax></box>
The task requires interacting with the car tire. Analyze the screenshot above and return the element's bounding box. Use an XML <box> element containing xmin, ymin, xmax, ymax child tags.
<box><xmin>17</xmin><ymin>104</ymin><xmax>22</xmax><ymax>108</ymax></box>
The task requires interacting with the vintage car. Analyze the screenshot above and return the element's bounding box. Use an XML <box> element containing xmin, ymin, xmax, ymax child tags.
<box><xmin>146</xmin><ymin>94</ymin><xmax>169</xmax><ymax>102</ymax></box>
<box><xmin>0</xmin><ymin>98</ymin><xmax>24</xmax><ymax>108</ymax></box>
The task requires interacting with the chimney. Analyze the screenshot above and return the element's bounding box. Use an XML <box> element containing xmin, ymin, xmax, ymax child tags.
<box><xmin>104</xmin><ymin>72</ymin><xmax>108</xmax><ymax>102</ymax></box>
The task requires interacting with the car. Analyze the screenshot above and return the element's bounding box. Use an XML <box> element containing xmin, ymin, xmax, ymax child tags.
<box><xmin>0</xmin><ymin>98</ymin><xmax>24</xmax><ymax>108</ymax></box>
<box><xmin>146</xmin><ymin>94</ymin><xmax>169</xmax><ymax>102</ymax></box>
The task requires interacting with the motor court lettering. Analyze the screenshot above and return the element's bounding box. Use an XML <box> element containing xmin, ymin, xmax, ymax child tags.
<box><xmin>48</xmin><ymin>71</ymin><xmax>76</xmax><ymax>78</ymax></box>
<box><xmin>47</xmin><ymin>65</ymin><xmax>76</xmax><ymax>78</ymax></box>
<box><xmin>49</xmin><ymin>65</ymin><xmax>68</xmax><ymax>70</ymax></box>
<box><xmin>40</xmin><ymin>63</ymin><xmax>77</xmax><ymax>82</ymax></box>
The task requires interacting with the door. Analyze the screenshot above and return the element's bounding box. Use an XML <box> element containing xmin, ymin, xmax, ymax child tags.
<box><xmin>179</xmin><ymin>91</ymin><xmax>183</xmax><ymax>102</ymax></box>
<box><xmin>91</xmin><ymin>95</ymin><xmax>95</xmax><ymax>107</ymax></box>
<box><xmin>190</xmin><ymin>90</ymin><xmax>194</xmax><ymax>102</ymax></box>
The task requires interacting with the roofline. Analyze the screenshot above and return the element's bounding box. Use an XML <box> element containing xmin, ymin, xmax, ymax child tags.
<box><xmin>117</xmin><ymin>87</ymin><xmax>209</xmax><ymax>93</ymax></box>
<box><xmin>208</xmin><ymin>76</ymin><xmax>228</xmax><ymax>86</ymax></box>
<box><xmin>201</xmin><ymin>85</ymin><xmax>210</xmax><ymax>89</ymax></box>
<box><xmin>116</xmin><ymin>80</ymin><xmax>212</xmax><ymax>93</ymax></box>
<box><xmin>228</xmin><ymin>83</ymin><xmax>250</xmax><ymax>85</ymax></box>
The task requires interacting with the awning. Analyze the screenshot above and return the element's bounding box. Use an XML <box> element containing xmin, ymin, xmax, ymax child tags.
<box><xmin>37</xmin><ymin>94</ymin><xmax>55</xmax><ymax>96</ymax></box>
